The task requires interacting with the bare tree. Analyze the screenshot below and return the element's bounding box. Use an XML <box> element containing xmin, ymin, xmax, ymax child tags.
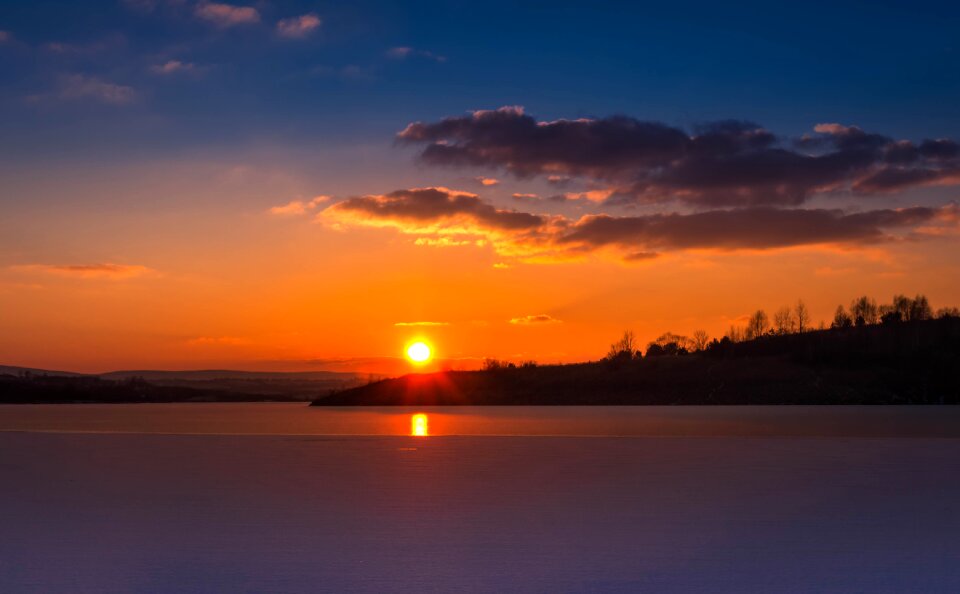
<box><xmin>910</xmin><ymin>294</ymin><xmax>932</xmax><ymax>321</ymax></box>
<box><xmin>691</xmin><ymin>329</ymin><xmax>710</xmax><ymax>351</ymax></box>
<box><xmin>849</xmin><ymin>296</ymin><xmax>878</xmax><ymax>326</ymax></box>
<box><xmin>773</xmin><ymin>306</ymin><xmax>794</xmax><ymax>335</ymax></box>
<box><xmin>726</xmin><ymin>325</ymin><xmax>745</xmax><ymax>343</ymax></box>
<box><xmin>745</xmin><ymin>310</ymin><xmax>769</xmax><ymax>339</ymax></box>
<box><xmin>794</xmin><ymin>300</ymin><xmax>810</xmax><ymax>333</ymax></box>
<box><xmin>937</xmin><ymin>306</ymin><xmax>960</xmax><ymax>319</ymax></box>
<box><xmin>606</xmin><ymin>330</ymin><xmax>637</xmax><ymax>360</ymax></box>
<box><xmin>892</xmin><ymin>294</ymin><xmax>911</xmax><ymax>320</ymax></box>
<box><xmin>831</xmin><ymin>305</ymin><xmax>853</xmax><ymax>329</ymax></box>
<box><xmin>652</xmin><ymin>332</ymin><xmax>691</xmax><ymax>350</ymax></box>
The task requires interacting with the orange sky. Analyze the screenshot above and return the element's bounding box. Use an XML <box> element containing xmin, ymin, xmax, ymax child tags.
<box><xmin>1</xmin><ymin>155</ymin><xmax>958</xmax><ymax>374</ymax></box>
<box><xmin>3</xmin><ymin>1</ymin><xmax>960</xmax><ymax>375</ymax></box>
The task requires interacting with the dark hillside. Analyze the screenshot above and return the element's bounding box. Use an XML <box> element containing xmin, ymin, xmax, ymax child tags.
<box><xmin>314</xmin><ymin>318</ymin><xmax>960</xmax><ymax>406</ymax></box>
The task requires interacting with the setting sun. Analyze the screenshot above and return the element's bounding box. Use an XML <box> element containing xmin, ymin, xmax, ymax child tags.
<box><xmin>406</xmin><ymin>342</ymin><xmax>432</xmax><ymax>364</ymax></box>
<box><xmin>411</xmin><ymin>413</ymin><xmax>429</xmax><ymax>436</ymax></box>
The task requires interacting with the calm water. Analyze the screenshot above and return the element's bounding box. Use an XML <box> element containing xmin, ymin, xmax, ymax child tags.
<box><xmin>2</xmin><ymin>403</ymin><xmax>960</xmax><ymax>437</ymax></box>
<box><xmin>2</xmin><ymin>405</ymin><xmax>959</xmax><ymax>593</ymax></box>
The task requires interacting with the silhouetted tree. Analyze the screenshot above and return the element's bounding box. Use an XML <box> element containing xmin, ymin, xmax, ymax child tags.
<box><xmin>879</xmin><ymin>293</ymin><xmax>932</xmax><ymax>323</ymax></box>
<box><xmin>645</xmin><ymin>333</ymin><xmax>689</xmax><ymax>357</ymax></box>
<box><xmin>892</xmin><ymin>294</ymin><xmax>912</xmax><ymax>320</ymax></box>
<box><xmin>937</xmin><ymin>307</ymin><xmax>960</xmax><ymax>319</ymax></box>
<box><xmin>910</xmin><ymin>294</ymin><xmax>932</xmax><ymax>321</ymax></box>
<box><xmin>483</xmin><ymin>358</ymin><xmax>511</xmax><ymax>371</ymax></box>
<box><xmin>726</xmin><ymin>325</ymin><xmax>745</xmax><ymax>343</ymax></box>
<box><xmin>832</xmin><ymin>305</ymin><xmax>853</xmax><ymax>329</ymax></box>
<box><xmin>773</xmin><ymin>306</ymin><xmax>795</xmax><ymax>335</ymax></box>
<box><xmin>651</xmin><ymin>332</ymin><xmax>691</xmax><ymax>351</ymax></box>
<box><xmin>645</xmin><ymin>343</ymin><xmax>666</xmax><ymax>357</ymax></box>
<box><xmin>745</xmin><ymin>310</ymin><xmax>769</xmax><ymax>339</ymax></box>
<box><xmin>691</xmin><ymin>330</ymin><xmax>710</xmax><ymax>352</ymax></box>
<box><xmin>880</xmin><ymin>309</ymin><xmax>902</xmax><ymax>325</ymax></box>
<box><xmin>795</xmin><ymin>300</ymin><xmax>810</xmax><ymax>333</ymax></box>
<box><xmin>850</xmin><ymin>296</ymin><xmax>878</xmax><ymax>326</ymax></box>
<box><xmin>606</xmin><ymin>331</ymin><xmax>638</xmax><ymax>361</ymax></box>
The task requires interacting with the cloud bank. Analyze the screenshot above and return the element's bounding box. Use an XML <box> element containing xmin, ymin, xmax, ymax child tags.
<box><xmin>398</xmin><ymin>107</ymin><xmax>960</xmax><ymax>207</ymax></box>
<box><xmin>319</xmin><ymin>187</ymin><xmax>959</xmax><ymax>262</ymax></box>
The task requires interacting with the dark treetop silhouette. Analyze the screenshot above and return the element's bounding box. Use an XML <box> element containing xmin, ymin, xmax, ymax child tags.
<box><xmin>315</xmin><ymin>294</ymin><xmax>960</xmax><ymax>406</ymax></box>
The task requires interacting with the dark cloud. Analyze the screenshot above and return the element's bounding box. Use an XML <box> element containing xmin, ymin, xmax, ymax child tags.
<box><xmin>853</xmin><ymin>166</ymin><xmax>960</xmax><ymax>194</ymax></box>
<box><xmin>399</xmin><ymin>106</ymin><xmax>688</xmax><ymax>179</ymax></box>
<box><xmin>920</xmin><ymin>139</ymin><xmax>960</xmax><ymax>160</ymax></box>
<box><xmin>325</xmin><ymin>187</ymin><xmax>544</xmax><ymax>231</ymax></box>
<box><xmin>322</xmin><ymin>186</ymin><xmax>957</xmax><ymax>261</ymax></box>
<box><xmin>398</xmin><ymin>107</ymin><xmax>960</xmax><ymax>207</ymax></box>
<box><xmin>559</xmin><ymin>206</ymin><xmax>942</xmax><ymax>251</ymax></box>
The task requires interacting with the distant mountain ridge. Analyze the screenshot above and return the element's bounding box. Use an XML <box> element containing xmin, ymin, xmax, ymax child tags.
<box><xmin>0</xmin><ymin>365</ymin><xmax>358</xmax><ymax>381</ymax></box>
<box><xmin>0</xmin><ymin>366</ymin><xmax>365</xmax><ymax>403</ymax></box>
<box><xmin>0</xmin><ymin>365</ymin><xmax>86</xmax><ymax>378</ymax></box>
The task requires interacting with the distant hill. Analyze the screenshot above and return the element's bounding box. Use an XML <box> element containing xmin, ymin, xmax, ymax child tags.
<box><xmin>99</xmin><ymin>369</ymin><xmax>358</xmax><ymax>381</ymax></box>
<box><xmin>0</xmin><ymin>366</ymin><xmax>364</xmax><ymax>403</ymax></box>
<box><xmin>0</xmin><ymin>365</ymin><xmax>86</xmax><ymax>378</ymax></box>
<box><xmin>314</xmin><ymin>318</ymin><xmax>960</xmax><ymax>406</ymax></box>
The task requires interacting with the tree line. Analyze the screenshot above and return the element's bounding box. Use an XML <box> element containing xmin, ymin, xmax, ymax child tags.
<box><xmin>606</xmin><ymin>294</ymin><xmax>960</xmax><ymax>361</ymax></box>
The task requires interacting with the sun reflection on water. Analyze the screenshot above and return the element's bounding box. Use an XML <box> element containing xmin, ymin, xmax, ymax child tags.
<box><xmin>411</xmin><ymin>413</ymin><xmax>429</xmax><ymax>436</ymax></box>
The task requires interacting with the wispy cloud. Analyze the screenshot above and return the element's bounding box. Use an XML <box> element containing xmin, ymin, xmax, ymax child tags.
<box><xmin>394</xmin><ymin>321</ymin><xmax>450</xmax><ymax>327</ymax></box>
<box><xmin>41</xmin><ymin>34</ymin><xmax>127</xmax><ymax>56</ymax></box>
<box><xmin>195</xmin><ymin>2</ymin><xmax>260</xmax><ymax>27</ymax></box>
<box><xmin>49</xmin><ymin>74</ymin><xmax>137</xmax><ymax>105</ymax></box>
<box><xmin>11</xmin><ymin>263</ymin><xmax>156</xmax><ymax>279</ymax></box>
<box><xmin>276</xmin><ymin>13</ymin><xmax>322</xmax><ymax>39</ymax></box>
<box><xmin>510</xmin><ymin>314</ymin><xmax>562</xmax><ymax>325</ymax></box>
<box><xmin>268</xmin><ymin>195</ymin><xmax>330</xmax><ymax>215</ymax></box>
<box><xmin>474</xmin><ymin>176</ymin><xmax>499</xmax><ymax>186</ymax></box>
<box><xmin>151</xmin><ymin>60</ymin><xmax>200</xmax><ymax>75</ymax></box>
<box><xmin>386</xmin><ymin>47</ymin><xmax>447</xmax><ymax>62</ymax></box>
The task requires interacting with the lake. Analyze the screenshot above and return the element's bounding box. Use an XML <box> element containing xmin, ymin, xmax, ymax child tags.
<box><xmin>3</xmin><ymin>402</ymin><xmax>960</xmax><ymax>437</ymax></box>
<box><xmin>2</xmin><ymin>404</ymin><xmax>959</xmax><ymax>593</ymax></box>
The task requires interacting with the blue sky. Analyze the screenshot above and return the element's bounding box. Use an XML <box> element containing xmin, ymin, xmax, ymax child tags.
<box><xmin>2</xmin><ymin>0</ymin><xmax>959</xmax><ymax>169</ymax></box>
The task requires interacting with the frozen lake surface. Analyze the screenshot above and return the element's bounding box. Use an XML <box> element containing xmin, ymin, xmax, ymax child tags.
<box><xmin>1</xmin><ymin>405</ymin><xmax>959</xmax><ymax>593</ymax></box>
<box><xmin>3</xmin><ymin>403</ymin><xmax>960</xmax><ymax>437</ymax></box>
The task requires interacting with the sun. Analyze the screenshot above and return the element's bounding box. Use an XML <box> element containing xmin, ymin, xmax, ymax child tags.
<box><xmin>406</xmin><ymin>341</ymin><xmax>432</xmax><ymax>364</ymax></box>
<box><xmin>411</xmin><ymin>413</ymin><xmax>429</xmax><ymax>436</ymax></box>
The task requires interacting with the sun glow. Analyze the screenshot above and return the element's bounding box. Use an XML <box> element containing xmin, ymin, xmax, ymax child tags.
<box><xmin>411</xmin><ymin>413</ymin><xmax>429</xmax><ymax>436</ymax></box>
<box><xmin>406</xmin><ymin>341</ymin><xmax>432</xmax><ymax>364</ymax></box>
